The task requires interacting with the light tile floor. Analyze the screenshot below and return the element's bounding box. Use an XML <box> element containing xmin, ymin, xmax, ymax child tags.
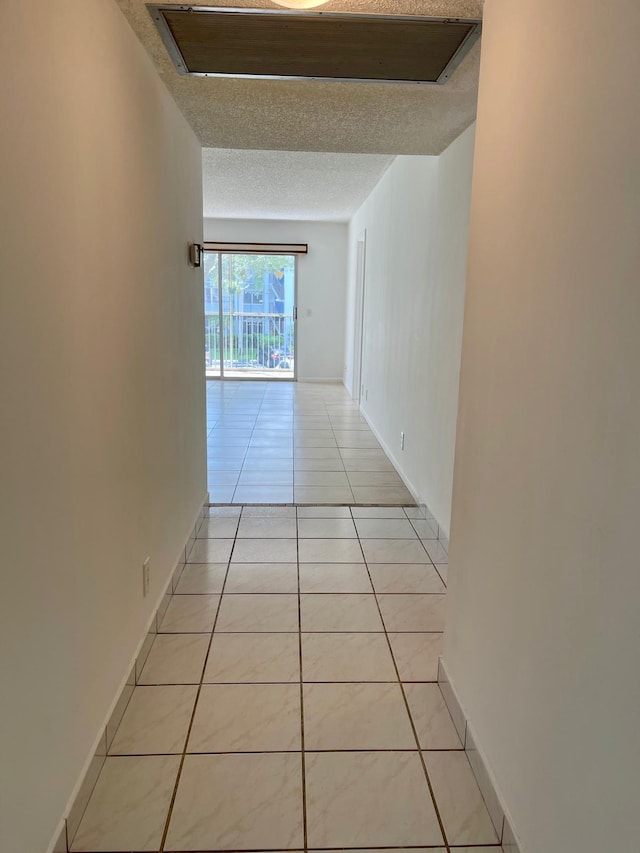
<box><xmin>206</xmin><ymin>381</ymin><xmax>415</xmax><ymax>505</ymax></box>
<box><xmin>71</xmin><ymin>505</ymin><xmax>503</xmax><ymax>852</ymax></box>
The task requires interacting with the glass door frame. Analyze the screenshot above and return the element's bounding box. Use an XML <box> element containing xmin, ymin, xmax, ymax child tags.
<box><xmin>204</xmin><ymin>249</ymin><xmax>298</xmax><ymax>382</ymax></box>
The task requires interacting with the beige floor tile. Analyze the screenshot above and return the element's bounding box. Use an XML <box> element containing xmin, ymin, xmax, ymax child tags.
<box><xmin>242</xmin><ymin>506</ymin><xmax>296</xmax><ymax>517</ymax></box>
<box><xmin>293</xmin><ymin>436</ymin><xmax>338</xmax><ymax>448</ymax></box>
<box><xmin>293</xmin><ymin>429</ymin><xmax>334</xmax><ymax>440</ymax></box>
<box><xmin>187</xmin><ymin>538</ymin><xmax>234</xmax><ymax>564</ymax></box>
<box><xmin>304</xmin><ymin>683</ymin><xmax>415</xmax><ymax>749</ymax></box>
<box><xmin>361</xmin><ymin>538</ymin><xmax>430</xmax><ymax>564</ymax></box>
<box><xmin>423</xmin><ymin>751</ymin><xmax>499</xmax><ymax>845</ymax></box>
<box><xmin>159</xmin><ymin>594</ymin><xmax>220</xmax><ymax>633</ymax></box>
<box><xmin>231</xmin><ymin>537</ymin><xmax>298</xmax><ymax>563</ymax></box>
<box><xmin>247</xmin><ymin>440</ymin><xmax>293</xmax><ymax>452</ymax></box>
<box><xmin>237</xmin><ymin>470</ymin><xmax>294</xmax><ymax>486</ymax></box>
<box><xmin>294</xmin><ymin>457</ymin><xmax>346</xmax><ymax>472</ymax></box>
<box><xmin>233</xmin><ymin>486</ymin><xmax>294</xmax><ymax>503</ymax></box>
<box><xmin>295</xmin><ymin>486</ymin><xmax>355</xmax><ymax>504</ymax></box>
<box><xmin>294</xmin><ymin>447</ymin><xmax>343</xmax><ymax>460</ymax></box>
<box><xmin>206</xmin><ymin>506</ymin><xmax>242</xmax><ymax>518</ymax></box>
<box><xmin>352</xmin><ymin>486</ymin><xmax>414</xmax><ymax>503</ymax></box>
<box><xmin>204</xmin><ymin>632</ymin><xmax>300</xmax><ymax>683</ymax></box>
<box><xmin>138</xmin><ymin>634</ymin><xmax>209</xmax><ymax>685</ymax></box>
<box><xmin>388</xmin><ymin>632</ymin><xmax>443</xmax><ymax>682</ymax></box>
<box><xmin>352</xmin><ymin>506</ymin><xmax>409</xmax><ymax>518</ymax></box>
<box><xmin>344</xmin><ymin>462</ymin><xmax>397</xmax><ymax>477</ymax></box>
<box><xmin>207</xmin><ymin>486</ymin><xmax>236</xmax><ymax>502</ymax></box>
<box><xmin>299</xmin><ymin>563</ymin><xmax>372</xmax><ymax>593</ymax></box>
<box><xmin>206</xmin><ymin>454</ymin><xmax>248</xmax><ymax>465</ymax></box>
<box><xmin>212</xmin><ymin>427</ymin><xmax>253</xmax><ymax>437</ymax></box>
<box><xmin>405</xmin><ymin>684</ymin><xmax>462</xmax><ymax>749</ymax></box>
<box><xmin>71</xmin><ymin>755</ymin><xmax>179</xmax><ymax>852</ymax></box>
<box><xmin>165</xmin><ymin>753</ymin><xmax>303</xmax><ymax>850</ymax></box>
<box><xmin>225</xmin><ymin>563</ymin><xmax>298</xmax><ymax>594</ymax></box>
<box><xmin>299</xmin><ymin>538</ymin><xmax>363</xmax><ymax>563</ymax></box>
<box><xmin>216</xmin><ymin>594</ymin><xmax>299</xmax><ymax>632</ymax></box>
<box><xmin>109</xmin><ymin>686</ymin><xmax>197</xmax><ymax>755</ymax></box>
<box><xmin>340</xmin><ymin>448</ymin><xmax>389</xmax><ymax>463</ymax></box>
<box><xmin>347</xmin><ymin>470</ymin><xmax>407</xmax><ymax>487</ymax></box>
<box><xmin>236</xmin><ymin>517</ymin><xmax>297</xmax><ymax>538</ymax></box>
<box><xmin>355</xmin><ymin>518</ymin><xmax>418</xmax><ymax>539</ymax></box>
<box><xmin>197</xmin><ymin>517</ymin><xmax>239</xmax><ymax>538</ymax></box>
<box><xmin>174</xmin><ymin>563</ymin><xmax>227</xmax><ymax>595</ymax></box>
<box><xmin>244</xmin><ymin>448</ymin><xmax>293</xmax><ymax>461</ymax></box>
<box><xmin>302</xmin><ymin>632</ymin><xmax>396</xmax><ymax>682</ymax></box>
<box><xmin>298</xmin><ymin>518</ymin><xmax>357</xmax><ymax>538</ymax></box>
<box><xmin>294</xmin><ymin>471</ymin><xmax>351</xmax><ymax>487</ymax></box>
<box><xmin>301</xmin><ymin>593</ymin><xmax>383</xmax><ymax>632</ymax></box>
<box><xmin>297</xmin><ymin>506</ymin><xmax>352</xmax><ymax>518</ymax></box>
<box><xmin>305</xmin><ymin>751</ymin><xmax>444</xmax><ymax>848</ymax></box>
<box><xmin>334</xmin><ymin>430</ymin><xmax>381</xmax><ymax>448</ymax></box>
<box><xmin>368</xmin><ymin>563</ymin><xmax>446</xmax><ymax>594</ymax></box>
<box><xmin>378</xmin><ymin>594</ymin><xmax>447</xmax><ymax>632</ymax></box>
<box><xmin>189</xmin><ymin>684</ymin><xmax>301</xmax><ymax>752</ymax></box>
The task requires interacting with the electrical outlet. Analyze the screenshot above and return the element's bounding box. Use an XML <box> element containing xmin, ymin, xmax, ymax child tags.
<box><xmin>142</xmin><ymin>557</ymin><xmax>151</xmax><ymax>597</ymax></box>
<box><xmin>400</xmin><ymin>431</ymin><xmax>405</xmax><ymax>450</ymax></box>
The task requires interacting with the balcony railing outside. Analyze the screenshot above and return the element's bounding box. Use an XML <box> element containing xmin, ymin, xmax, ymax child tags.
<box><xmin>205</xmin><ymin>311</ymin><xmax>295</xmax><ymax>378</ymax></box>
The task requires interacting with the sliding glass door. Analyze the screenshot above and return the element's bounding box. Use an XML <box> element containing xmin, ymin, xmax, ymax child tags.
<box><xmin>204</xmin><ymin>252</ymin><xmax>296</xmax><ymax>379</ymax></box>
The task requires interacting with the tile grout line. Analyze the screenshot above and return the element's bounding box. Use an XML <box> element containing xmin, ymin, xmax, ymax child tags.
<box><xmin>296</xmin><ymin>506</ymin><xmax>310</xmax><ymax>853</ymax></box>
<box><xmin>230</xmin><ymin>388</ymin><xmax>267</xmax><ymax>503</ymax></box>
<box><xmin>157</xmin><ymin>508</ymin><xmax>242</xmax><ymax>852</ymax></box>
<box><xmin>350</xmin><ymin>506</ymin><xmax>452</xmax><ymax>853</ymax></box>
<box><xmin>325</xmin><ymin>396</ymin><xmax>355</xmax><ymax>505</ymax></box>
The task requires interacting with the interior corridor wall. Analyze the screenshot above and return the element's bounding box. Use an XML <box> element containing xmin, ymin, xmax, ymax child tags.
<box><xmin>204</xmin><ymin>218</ymin><xmax>348</xmax><ymax>381</ymax></box>
<box><xmin>444</xmin><ymin>2</ymin><xmax>640</xmax><ymax>851</ymax></box>
<box><xmin>0</xmin><ymin>3</ymin><xmax>206</xmax><ymax>852</ymax></box>
<box><xmin>345</xmin><ymin>127</ymin><xmax>475</xmax><ymax>535</ymax></box>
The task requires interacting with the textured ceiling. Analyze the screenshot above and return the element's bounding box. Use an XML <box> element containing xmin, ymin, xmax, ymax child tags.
<box><xmin>202</xmin><ymin>148</ymin><xmax>394</xmax><ymax>220</ymax></box>
<box><xmin>115</xmin><ymin>0</ymin><xmax>484</xmax><ymax>155</ymax></box>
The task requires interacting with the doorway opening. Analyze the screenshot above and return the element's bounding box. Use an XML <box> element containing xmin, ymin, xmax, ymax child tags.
<box><xmin>204</xmin><ymin>252</ymin><xmax>296</xmax><ymax>380</ymax></box>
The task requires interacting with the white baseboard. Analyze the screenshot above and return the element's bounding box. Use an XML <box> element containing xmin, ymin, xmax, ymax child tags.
<box><xmin>438</xmin><ymin>658</ymin><xmax>523</xmax><ymax>853</ymax></box>
<box><xmin>356</xmin><ymin>405</ymin><xmax>422</xmax><ymax>505</ymax></box>
<box><xmin>355</xmin><ymin>403</ymin><xmax>450</xmax><ymax>546</ymax></box>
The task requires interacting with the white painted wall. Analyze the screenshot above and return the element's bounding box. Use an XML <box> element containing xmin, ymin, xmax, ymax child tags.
<box><xmin>204</xmin><ymin>219</ymin><xmax>348</xmax><ymax>381</ymax></box>
<box><xmin>345</xmin><ymin>128</ymin><xmax>475</xmax><ymax>534</ymax></box>
<box><xmin>445</xmin><ymin>2</ymin><xmax>640</xmax><ymax>852</ymax></box>
<box><xmin>0</xmin><ymin>3</ymin><xmax>206</xmax><ymax>852</ymax></box>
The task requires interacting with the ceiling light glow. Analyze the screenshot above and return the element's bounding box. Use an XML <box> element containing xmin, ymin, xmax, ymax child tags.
<box><xmin>272</xmin><ymin>0</ymin><xmax>331</xmax><ymax>8</ymax></box>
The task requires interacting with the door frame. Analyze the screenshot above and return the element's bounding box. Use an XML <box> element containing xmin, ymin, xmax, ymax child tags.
<box><xmin>352</xmin><ymin>229</ymin><xmax>367</xmax><ymax>403</ymax></box>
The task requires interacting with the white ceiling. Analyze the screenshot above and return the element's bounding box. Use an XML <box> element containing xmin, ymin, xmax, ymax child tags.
<box><xmin>114</xmin><ymin>0</ymin><xmax>483</xmax><ymax>155</ymax></box>
<box><xmin>202</xmin><ymin>148</ymin><xmax>395</xmax><ymax>221</ymax></box>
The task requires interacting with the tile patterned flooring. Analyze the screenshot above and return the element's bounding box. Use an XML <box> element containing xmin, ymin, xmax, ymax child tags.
<box><xmin>206</xmin><ymin>381</ymin><xmax>415</xmax><ymax>505</ymax></box>
<box><xmin>70</xmin><ymin>505</ymin><xmax>502</xmax><ymax>852</ymax></box>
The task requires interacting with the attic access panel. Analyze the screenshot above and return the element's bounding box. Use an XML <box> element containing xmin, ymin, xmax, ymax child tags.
<box><xmin>148</xmin><ymin>6</ymin><xmax>482</xmax><ymax>84</ymax></box>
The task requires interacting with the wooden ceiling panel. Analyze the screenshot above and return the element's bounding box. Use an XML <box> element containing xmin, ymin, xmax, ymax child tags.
<box><xmin>149</xmin><ymin>7</ymin><xmax>481</xmax><ymax>84</ymax></box>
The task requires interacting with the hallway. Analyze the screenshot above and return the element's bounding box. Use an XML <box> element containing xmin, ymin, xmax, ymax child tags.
<box><xmin>69</xmin><ymin>504</ymin><xmax>503</xmax><ymax>852</ymax></box>
<box><xmin>207</xmin><ymin>382</ymin><xmax>415</xmax><ymax>505</ymax></box>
